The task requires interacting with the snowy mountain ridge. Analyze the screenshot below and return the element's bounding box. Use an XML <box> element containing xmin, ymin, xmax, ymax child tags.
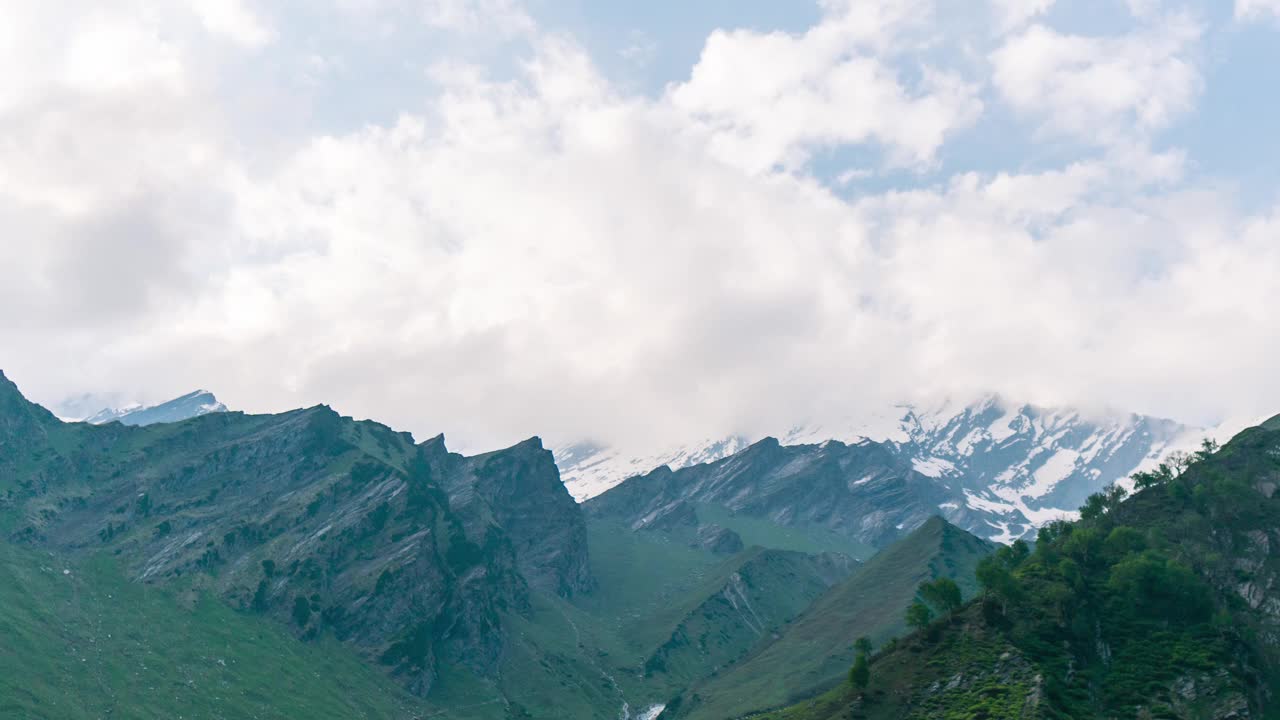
<box><xmin>555</xmin><ymin>394</ymin><xmax>1213</xmax><ymax>542</ymax></box>
<box><xmin>83</xmin><ymin>390</ymin><xmax>228</xmax><ymax>427</ymax></box>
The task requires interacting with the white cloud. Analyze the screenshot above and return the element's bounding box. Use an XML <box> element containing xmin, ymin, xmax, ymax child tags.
<box><xmin>2</xmin><ymin>0</ymin><xmax>1279</xmax><ymax>459</ymax></box>
<box><xmin>990</xmin><ymin>13</ymin><xmax>1202</xmax><ymax>145</ymax></box>
<box><xmin>188</xmin><ymin>0</ymin><xmax>274</xmax><ymax>47</ymax></box>
<box><xmin>669</xmin><ymin>1</ymin><xmax>982</xmax><ymax>173</ymax></box>
<box><xmin>1237</xmin><ymin>0</ymin><xmax>1280</xmax><ymax>20</ymax></box>
<box><xmin>422</xmin><ymin>0</ymin><xmax>534</xmax><ymax>35</ymax></box>
<box><xmin>990</xmin><ymin>0</ymin><xmax>1057</xmax><ymax>33</ymax></box>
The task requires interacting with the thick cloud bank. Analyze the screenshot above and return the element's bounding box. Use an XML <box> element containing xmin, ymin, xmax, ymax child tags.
<box><xmin>1</xmin><ymin>0</ymin><xmax>1277</xmax><ymax>455</ymax></box>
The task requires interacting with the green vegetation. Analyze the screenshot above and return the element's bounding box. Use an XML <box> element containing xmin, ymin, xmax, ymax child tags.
<box><xmin>670</xmin><ymin>517</ymin><xmax>993</xmax><ymax>720</ymax></box>
<box><xmin>0</xmin><ymin>541</ymin><xmax>463</xmax><ymax>720</ymax></box>
<box><xmin>847</xmin><ymin>652</ymin><xmax>869</xmax><ymax>690</ymax></box>
<box><xmin>904</xmin><ymin>600</ymin><xmax>932</xmax><ymax>632</ymax></box>
<box><xmin>756</xmin><ymin>428</ymin><xmax>1280</xmax><ymax>719</ymax></box>
<box><xmin>694</xmin><ymin>503</ymin><xmax>875</xmax><ymax>560</ymax></box>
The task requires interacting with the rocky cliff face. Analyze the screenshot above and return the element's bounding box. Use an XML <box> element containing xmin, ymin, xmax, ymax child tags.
<box><xmin>585</xmin><ymin>437</ymin><xmax>961</xmax><ymax>548</ymax></box>
<box><xmin>448</xmin><ymin>437</ymin><xmax>594</xmax><ymax>597</ymax></box>
<box><xmin>0</xmin><ymin>371</ymin><xmax>592</xmax><ymax>699</ymax></box>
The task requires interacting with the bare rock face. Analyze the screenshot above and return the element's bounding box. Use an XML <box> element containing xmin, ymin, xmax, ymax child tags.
<box><xmin>694</xmin><ymin>524</ymin><xmax>744</xmax><ymax>555</ymax></box>
<box><xmin>448</xmin><ymin>436</ymin><xmax>594</xmax><ymax>597</ymax></box>
<box><xmin>586</xmin><ymin>437</ymin><xmax>956</xmax><ymax>548</ymax></box>
<box><xmin>0</xmin><ymin>372</ymin><xmax>593</xmax><ymax>698</ymax></box>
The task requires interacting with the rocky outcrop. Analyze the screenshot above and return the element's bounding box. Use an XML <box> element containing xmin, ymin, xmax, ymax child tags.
<box><xmin>694</xmin><ymin>524</ymin><xmax>743</xmax><ymax>555</ymax></box>
<box><xmin>451</xmin><ymin>437</ymin><xmax>594</xmax><ymax>597</ymax></box>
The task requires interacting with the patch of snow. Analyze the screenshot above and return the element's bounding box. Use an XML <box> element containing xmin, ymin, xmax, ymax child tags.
<box><xmin>985</xmin><ymin>520</ymin><xmax>1018</xmax><ymax>545</ymax></box>
<box><xmin>987</xmin><ymin>406</ymin><xmax>1020</xmax><ymax>443</ymax></box>
<box><xmin>963</xmin><ymin>490</ymin><xmax>1017</xmax><ymax>516</ymax></box>
<box><xmin>912</xmin><ymin>456</ymin><xmax>956</xmax><ymax>478</ymax></box>
<box><xmin>1024</xmin><ymin>448</ymin><xmax>1081</xmax><ymax>498</ymax></box>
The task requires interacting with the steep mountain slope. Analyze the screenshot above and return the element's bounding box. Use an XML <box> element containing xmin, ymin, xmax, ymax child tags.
<box><xmin>641</xmin><ymin>547</ymin><xmax>856</xmax><ymax>691</ymax></box>
<box><xmin>84</xmin><ymin>390</ymin><xmax>228</xmax><ymax>426</ymax></box>
<box><xmin>0</xmin><ymin>540</ymin><xmax>455</xmax><ymax>720</ymax></box>
<box><xmin>755</xmin><ymin>418</ymin><xmax>1280</xmax><ymax>720</ymax></box>
<box><xmin>561</xmin><ymin>395</ymin><xmax>1204</xmax><ymax>543</ymax></box>
<box><xmin>584</xmin><ymin>438</ymin><xmax>957</xmax><ymax>550</ymax></box>
<box><xmin>0</xmin><ymin>369</ymin><xmax>590</xmax><ymax>708</ymax></box>
<box><xmin>667</xmin><ymin>518</ymin><xmax>993</xmax><ymax>720</ymax></box>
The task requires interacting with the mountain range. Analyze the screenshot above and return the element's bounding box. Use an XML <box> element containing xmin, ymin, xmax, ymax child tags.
<box><xmin>560</xmin><ymin>395</ymin><xmax>1210</xmax><ymax>543</ymax></box>
<box><xmin>6</xmin><ymin>369</ymin><xmax>1278</xmax><ymax>719</ymax></box>
<box><xmin>0</xmin><ymin>370</ymin><xmax>991</xmax><ymax>718</ymax></box>
<box><xmin>62</xmin><ymin>387</ymin><xmax>1215</xmax><ymax>545</ymax></box>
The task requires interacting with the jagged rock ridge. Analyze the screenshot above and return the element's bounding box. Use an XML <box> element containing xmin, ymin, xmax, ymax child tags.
<box><xmin>0</xmin><ymin>370</ymin><xmax>591</xmax><ymax>699</ymax></box>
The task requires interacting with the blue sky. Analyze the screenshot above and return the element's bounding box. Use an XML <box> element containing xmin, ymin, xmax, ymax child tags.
<box><xmin>262</xmin><ymin>0</ymin><xmax>1280</xmax><ymax>205</ymax></box>
<box><xmin>2</xmin><ymin>0</ymin><xmax>1280</xmax><ymax>453</ymax></box>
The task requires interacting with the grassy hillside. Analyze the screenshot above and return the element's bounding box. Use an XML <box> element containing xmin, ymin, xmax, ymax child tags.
<box><xmin>755</xmin><ymin>605</ymin><xmax>1039</xmax><ymax>720</ymax></box>
<box><xmin>481</xmin><ymin>520</ymin><xmax>862</xmax><ymax>718</ymax></box>
<box><xmin>754</xmin><ymin>427</ymin><xmax>1280</xmax><ymax>720</ymax></box>
<box><xmin>0</xmin><ymin>540</ymin><xmax>469</xmax><ymax>720</ymax></box>
<box><xmin>670</xmin><ymin>517</ymin><xmax>993</xmax><ymax>720</ymax></box>
<box><xmin>643</xmin><ymin>547</ymin><xmax>856</xmax><ymax>690</ymax></box>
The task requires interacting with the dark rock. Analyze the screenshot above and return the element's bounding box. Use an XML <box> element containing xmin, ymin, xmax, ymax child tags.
<box><xmin>694</xmin><ymin>524</ymin><xmax>744</xmax><ymax>554</ymax></box>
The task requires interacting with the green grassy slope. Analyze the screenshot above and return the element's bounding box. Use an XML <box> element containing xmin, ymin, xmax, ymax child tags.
<box><xmin>0</xmin><ymin>540</ymin><xmax>480</xmax><ymax>720</ymax></box>
<box><xmin>694</xmin><ymin>504</ymin><xmax>874</xmax><ymax>560</ymax></box>
<box><xmin>643</xmin><ymin>548</ymin><xmax>855</xmax><ymax>691</ymax></box>
<box><xmin>485</xmin><ymin>520</ymin><xmax>861</xmax><ymax>718</ymax></box>
<box><xmin>671</xmin><ymin>517</ymin><xmax>993</xmax><ymax>720</ymax></box>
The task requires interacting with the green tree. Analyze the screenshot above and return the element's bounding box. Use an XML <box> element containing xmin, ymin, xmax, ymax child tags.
<box><xmin>1103</xmin><ymin>526</ymin><xmax>1146</xmax><ymax>560</ymax></box>
<box><xmin>848</xmin><ymin>652</ymin><xmax>870</xmax><ymax>690</ymax></box>
<box><xmin>252</xmin><ymin>580</ymin><xmax>270</xmax><ymax>612</ymax></box>
<box><xmin>976</xmin><ymin>555</ymin><xmax>1022</xmax><ymax>616</ymax></box>
<box><xmin>1079</xmin><ymin>491</ymin><xmax>1108</xmax><ymax>520</ymax></box>
<box><xmin>1193</xmin><ymin>438</ymin><xmax>1220</xmax><ymax>463</ymax></box>
<box><xmin>1108</xmin><ymin>552</ymin><xmax>1211</xmax><ymax>623</ymax></box>
<box><xmin>292</xmin><ymin>595</ymin><xmax>313</xmax><ymax>627</ymax></box>
<box><xmin>906</xmin><ymin>601</ymin><xmax>933</xmax><ymax>632</ymax></box>
<box><xmin>919</xmin><ymin>577</ymin><xmax>962</xmax><ymax>617</ymax></box>
<box><xmin>1133</xmin><ymin>462</ymin><xmax>1175</xmax><ymax>490</ymax></box>
<box><xmin>854</xmin><ymin>636</ymin><xmax>873</xmax><ymax>657</ymax></box>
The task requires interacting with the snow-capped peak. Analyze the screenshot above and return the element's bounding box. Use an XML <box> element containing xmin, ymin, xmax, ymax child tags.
<box><xmin>83</xmin><ymin>390</ymin><xmax>229</xmax><ymax>427</ymax></box>
<box><xmin>554</xmin><ymin>394</ymin><xmax>1219</xmax><ymax>542</ymax></box>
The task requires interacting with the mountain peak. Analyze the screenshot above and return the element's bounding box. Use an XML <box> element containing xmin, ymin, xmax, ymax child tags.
<box><xmin>0</xmin><ymin>370</ymin><xmax>54</xmax><ymax>419</ymax></box>
<box><xmin>86</xmin><ymin>389</ymin><xmax>229</xmax><ymax>427</ymax></box>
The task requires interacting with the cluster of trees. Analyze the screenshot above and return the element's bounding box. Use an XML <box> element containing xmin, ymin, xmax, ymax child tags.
<box><xmin>844</xmin><ymin>434</ymin><xmax>1249</xmax><ymax>709</ymax></box>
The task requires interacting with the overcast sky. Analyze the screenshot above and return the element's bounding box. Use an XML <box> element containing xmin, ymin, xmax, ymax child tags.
<box><xmin>3</xmin><ymin>0</ymin><xmax>1280</xmax><ymax>454</ymax></box>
